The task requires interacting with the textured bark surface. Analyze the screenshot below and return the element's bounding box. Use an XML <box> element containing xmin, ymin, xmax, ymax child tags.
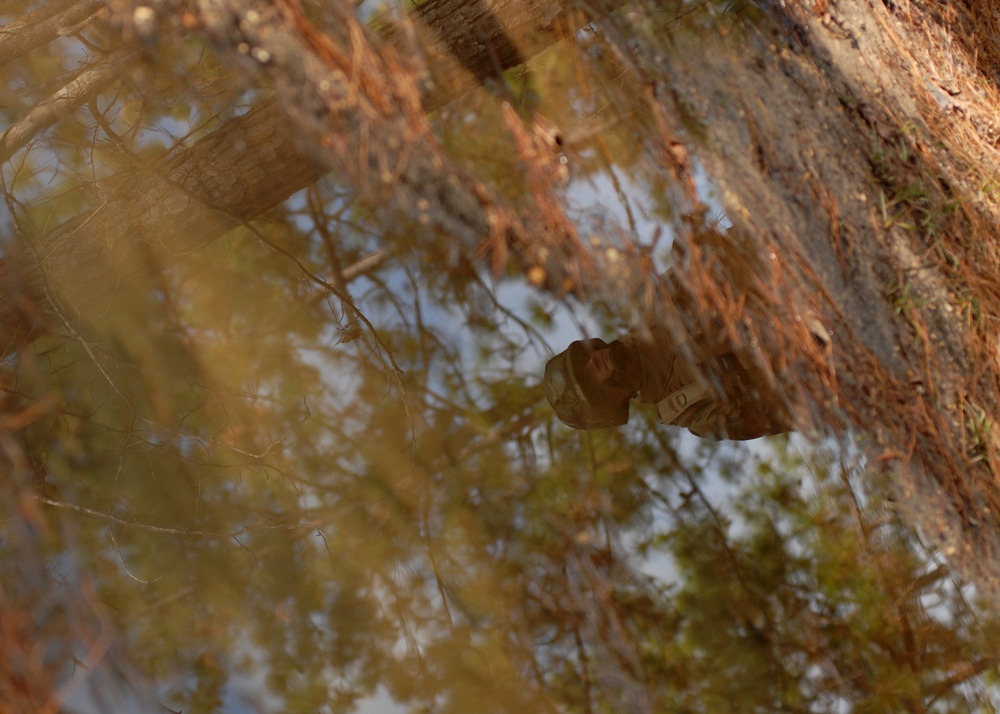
<box><xmin>0</xmin><ymin>52</ymin><xmax>122</xmax><ymax>162</ymax></box>
<box><xmin>0</xmin><ymin>0</ymin><xmax>104</xmax><ymax>68</ymax></box>
<box><xmin>2</xmin><ymin>102</ymin><xmax>325</xmax><ymax>350</ymax></box>
<box><xmin>0</xmin><ymin>0</ymin><xmax>616</xmax><ymax>353</ymax></box>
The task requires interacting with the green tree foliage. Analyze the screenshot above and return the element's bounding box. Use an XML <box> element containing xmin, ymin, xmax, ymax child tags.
<box><xmin>1</xmin><ymin>1</ymin><xmax>999</xmax><ymax>713</ymax></box>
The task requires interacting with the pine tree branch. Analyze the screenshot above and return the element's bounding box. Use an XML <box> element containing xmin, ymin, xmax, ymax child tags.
<box><xmin>0</xmin><ymin>50</ymin><xmax>124</xmax><ymax>162</ymax></box>
<box><xmin>0</xmin><ymin>0</ymin><xmax>105</xmax><ymax>68</ymax></box>
<box><xmin>0</xmin><ymin>0</ymin><xmax>622</xmax><ymax>354</ymax></box>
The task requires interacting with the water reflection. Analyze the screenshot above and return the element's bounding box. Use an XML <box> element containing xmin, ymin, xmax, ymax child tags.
<box><xmin>0</xmin><ymin>1</ymin><xmax>996</xmax><ymax>712</ymax></box>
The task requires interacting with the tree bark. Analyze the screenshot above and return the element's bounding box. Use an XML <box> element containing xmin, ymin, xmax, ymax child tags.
<box><xmin>0</xmin><ymin>51</ymin><xmax>123</xmax><ymax>162</ymax></box>
<box><xmin>0</xmin><ymin>0</ymin><xmax>620</xmax><ymax>353</ymax></box>
<box><xmin>9</xmin><ymin>101</ymin><xmax>326</xmax><ymax>339</ymax></box>
<box><xmin>0</xmin><ymin>0</ymin><xmax>104</xmax><ymax>69</ymax></box>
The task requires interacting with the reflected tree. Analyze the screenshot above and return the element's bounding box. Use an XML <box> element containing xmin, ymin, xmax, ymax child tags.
<box><xmin>2</xmin><ymin>0</ymin><xmax>1000</xmax><ymax>713</ymax></box>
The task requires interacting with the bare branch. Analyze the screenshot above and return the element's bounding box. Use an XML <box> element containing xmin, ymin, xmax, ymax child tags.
<box><xmin>341</xmin><ymin>248</ymin><xmax>393</xmax><ymax>282</ymax></box>
<box><xmin>0</xmin><ymin>0</ymin><xmax>105</xmax><ymax>68</ymax></box>
<box><xmin>37</xmin><ymin>495</ymin><xmax>326</xmax><ymax>538</ymax></box>
<box><xmin>0</xmin><ymin>50</ymin><xmax>123</xmax><ymax>162</ymax></box>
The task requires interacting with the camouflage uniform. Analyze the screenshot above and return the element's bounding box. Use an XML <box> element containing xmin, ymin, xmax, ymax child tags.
<box><xmin>626</xmin><ymin>323</ymin><xmax>790</xmax><ymax>440</ymax></box>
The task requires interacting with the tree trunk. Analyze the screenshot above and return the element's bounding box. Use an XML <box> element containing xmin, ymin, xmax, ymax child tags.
<box><xmin>0</xmin><ymin>0</ymin><xmax>618</xmax><ymax>352</ymax></box>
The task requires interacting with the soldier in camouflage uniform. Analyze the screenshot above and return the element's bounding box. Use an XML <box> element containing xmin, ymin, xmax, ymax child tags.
<box><xmin>543</xmin><ymin>323</ymin><xmax>796</xmax><ymax>441</ymax></box>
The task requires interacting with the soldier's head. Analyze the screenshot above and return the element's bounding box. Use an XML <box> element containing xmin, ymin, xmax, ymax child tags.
<box><xmin>543</xmin><ymin>338</ymin><xmax>636</xmax><ymax>429</ymax></box>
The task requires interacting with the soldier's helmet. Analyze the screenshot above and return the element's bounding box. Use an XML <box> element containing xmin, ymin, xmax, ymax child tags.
<box><xmin>543</xmin><ymin>339</ymin><xmax>630</xmax><ymax>430</ymax></box>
